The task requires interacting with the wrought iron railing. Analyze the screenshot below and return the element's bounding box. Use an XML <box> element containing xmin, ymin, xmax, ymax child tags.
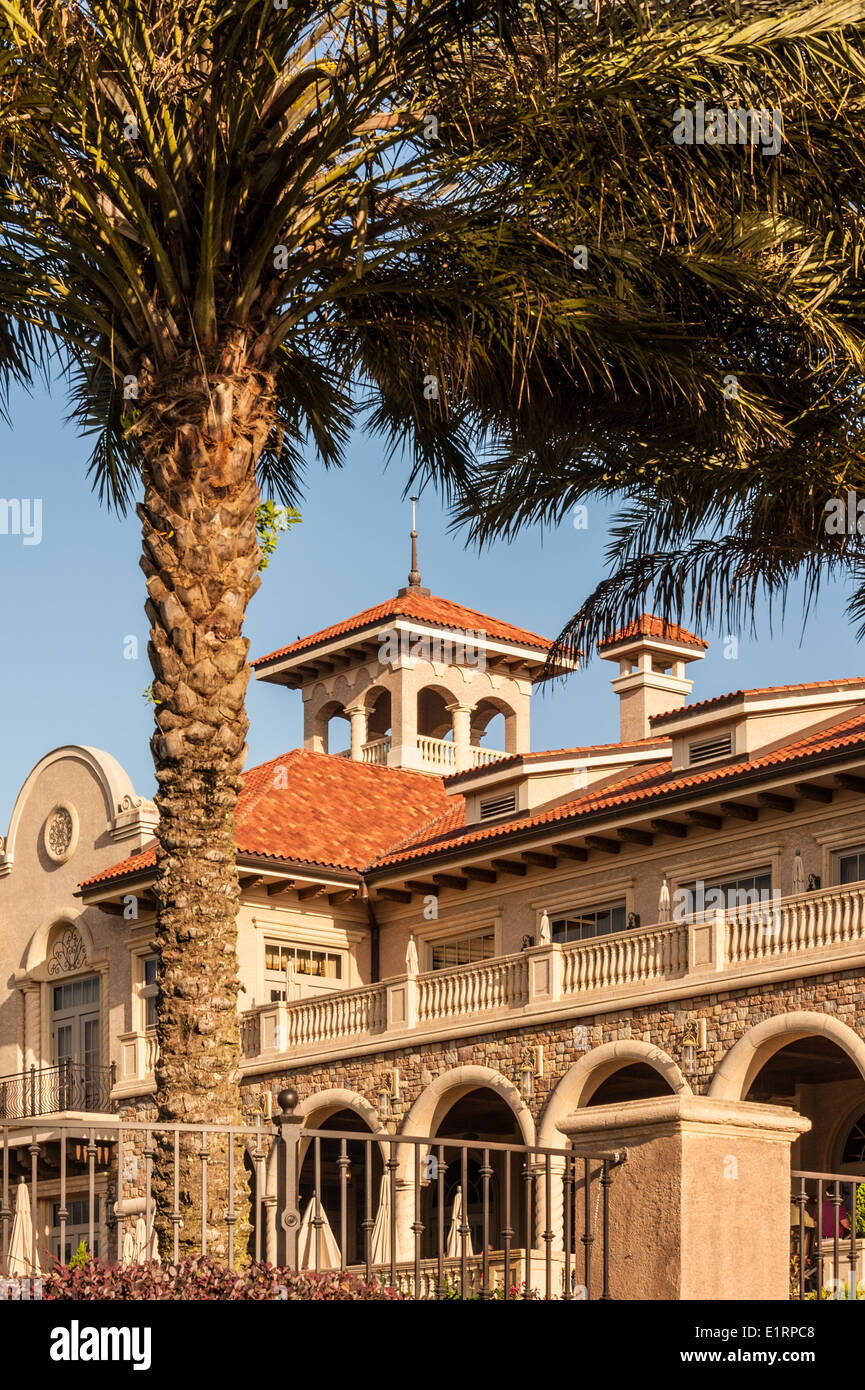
<box><xmin>0</xmin><ymin>1062</ymin><xmax>116</xmax><ymax>1121</ymax></box>
<box><xmin>791</xmin><ymin>1169</ymin><xmax>865</xmax><ymax>1299</ymax></box>
<box><xmin>0</xmin><ymin>1094</ymin><xmax>623</xmax><ymax>1298</ymax></box>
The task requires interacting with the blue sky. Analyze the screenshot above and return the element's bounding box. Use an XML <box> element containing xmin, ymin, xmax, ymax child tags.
<box><xmin>0</xmin><ymin>379</ymin><xmax>862</xmax><ymax>826</ymax></box>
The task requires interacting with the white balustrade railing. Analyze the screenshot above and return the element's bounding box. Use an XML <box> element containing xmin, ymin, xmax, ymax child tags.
<box><xmin>238</xmin><ymin>886</ymin><xmax>865</xmax><ymax>1063</ymax></box>
<box><xmin>417</xmin><ymin>735</ymin><xmax>455</xmax><ymax>769</ymax></box>
<box><xmin>417</xmin><ymin>954</ymin><xmax>529</xmax><ymax>1023</ymax></box>
<box><xmin>362</xmin><ymin>737</ymin><xmax>391</xmax><ymax>765</ymax></box>
<box><xmin>560</xmin><ymin>923</ymin><xmax>688</xmax><ymax>994</ymax></box>
<box><xmin>724</xmin><ymin>882</ymin><xmax>865</xmax><ymax>964</ymax></box>
<box><xmin>117</xmin><ymin>1029</ymin><xmax>159</xmax><ymax>1085</ymax></box>
<box><xmin>244</xmin><ymin>982</ymin><xmax>387</xmax><ymax>1056</ymax></box>
<box><xmin>470</xmin><ymin>746</ymin><xmax>506</xmax><ymax>768</ymax></box>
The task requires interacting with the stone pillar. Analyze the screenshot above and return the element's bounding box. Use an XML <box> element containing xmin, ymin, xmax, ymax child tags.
<box><xmin>448</xmin><ymin>703</ymin><xmax>474</xmax><ymax>773</ymax></box>
<box><xmin>347</xmin><ymin>705</ymin><xmax>368</xmax><ymax>762</ymax></box>
<box><xmin>560</xmin><ymin>1094</ymin><xmax>810</xmax><ymax>1300</ymax></box>
<box><xmin>302</xmin><ymin>691</ymin><xmax>326</xmax><ymax>753</ymax></box>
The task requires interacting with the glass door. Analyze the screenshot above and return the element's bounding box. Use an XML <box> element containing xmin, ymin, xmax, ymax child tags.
<box><xmin>51</xmin><ymin>976</ymin><xmax>101</xmax><ymax>1109</ymax></box>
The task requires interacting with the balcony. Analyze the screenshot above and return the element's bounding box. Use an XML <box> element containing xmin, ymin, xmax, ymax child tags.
<box><xmin>240</xmin><ymin>882</ymin><xmax>865</xmax><ymax>1068</ymax></box>
<box><xmin>337</xmin><ymin>736</ymin><xmax>505</xmax><ymax>770</ymax></box>
<box><xmin>0</xmin><ymin>1062</ymin><xmax>116</xmax><ymax>1120</ymax></box>
<box><xmin>241</xmin><ymin>917</ymin><xmax>690</xmax><ymax>1065</ymax></box>
<box><xmin>114</xmin><ymin>1030</ymin><xmax>158</xmax><ymax>1097</ymax></box>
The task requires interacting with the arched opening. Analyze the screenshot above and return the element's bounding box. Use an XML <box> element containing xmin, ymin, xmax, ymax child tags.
<box><xmin>298</xmin><ymin>1108</ymin><xmax>384</xmax><ymax>1266</ymax></box>
<box><xmin>737</xmin><ymin>1030</ymin><xmax>865</xmax><ymax>1294</ymax></box>
<box><xmin>743</xmin><ymin>1035</ymin><xmax>865</xmax><ymax>1173</ymax></box>
<box><xmin>539</xmin><ymin>1043</ymin><xmax>689</xmax><ymax>1142</ymax></box>
<box><xmin>586</xmin><ymin>1062</ymin><xmax>678</xmax><ymax>1107</ymax></box>
<box><xmin>366</xmin><ymin>688</ymin><xmax>392</xmax><ymax>740</ymax></box>
<box><xmin>419</xmin><ymin>1087</ymin><xmax>525</xmax><ymax>1256</ymax></box>
<box><xmin>417</xmin><ymin>686</ymin><xmax>454</xmax><ymax>742</ymax></box>
<box><xmin>471</xmin><ymin>698</ymin><xmax>516</xmax><ymax>755</ymax></box>
<box><xmin>312</xmin><ymin>699</ymin><xmax>349</xmax><ymax>755</ymax></box>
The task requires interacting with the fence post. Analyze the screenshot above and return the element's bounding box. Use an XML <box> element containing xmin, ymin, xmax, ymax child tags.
<box><xmin>273</xmin><ymin>1088</ymin><xmax>303</xmax><ymax>1269</ymax></box>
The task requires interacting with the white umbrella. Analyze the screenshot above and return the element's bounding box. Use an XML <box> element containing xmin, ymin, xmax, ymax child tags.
<box><xmin>445</xmin><ymin>1188</ymin><xmax>474</xmax><ymax>1259</ymax></box>
<box><xmin>297</xmin><ymin>1197</ymin><xmax>342</xmax><ymax>1270</ymax></box>
<box><xmin>122</xmin><ymin>1214</ymin><xmax>160</xmax><ymax>1266</ymax></box>
<box><xmin>658</xmin><ymin>876</ymin><xmax>671</xmax><ymax>923</ymax></box>
<box><xmin>792</xmin><ymin>850</ymin><xmax>806</xmax><ymax>895</ymax></box>
<box><xmin>538</xmin><ymin>910</ymin><xmax>551</xmax><ymax>945</ymax></box>
<box><xmin>284</xmin><ymin>958</ymin><xmax>301</xmax><ymax>1001</ymax></box>
<box><xmin>7</xmin><ymin>1181</ymin><xmax>40</xmax><ymax>1277</ymax></box>
<box><xmin>370</xmin><ymin>1175</ymin><xmax>395</xmax><ymax>1266</ymax></box>
<box><xmin>405</xmin><ymin>934</ymin><xmax>419</xmax><ymax>977</ymax></box>
<box><xmin>121</xmin><ymin>1220</ymin><xmax>137</xmax><ymax>1266</ymax></box>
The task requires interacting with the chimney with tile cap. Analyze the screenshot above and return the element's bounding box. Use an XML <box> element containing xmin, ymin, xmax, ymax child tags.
<box><xmin>599</xmin><ymin>614</ymin><xmax>708</xmax><ymax>741</ymax></box>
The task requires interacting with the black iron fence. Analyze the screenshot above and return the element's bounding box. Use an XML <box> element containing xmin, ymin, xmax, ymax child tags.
<box><xmin>0</xmin><ymin>1063</ymin><xmax>116</xmax><ymax>1121</ymax></box>
<box><xmin>791</xmin><ymin>1170</ymin><xmax>865</xmax><ymax>1299</ymax></box>
<box><xmin>1</xmin><ymin>1091</ymin><xmax>624</xmax><ymax>1299</ymax></box>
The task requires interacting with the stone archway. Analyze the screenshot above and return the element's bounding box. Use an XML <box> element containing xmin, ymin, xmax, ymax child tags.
<box><xmin>263</xmin><ymin>1088</ymin><xmax>387</xmax><ymax>1265</ymax></box>
<box><xmin>400</xmin><ymin>1065</ymin><xmax>535</xmax><ymax>1148</ymax></box>
<box><xmin>709</xmin><ymin>1012</ymin><xmax>865</xmax><ymax>1102</ymax></box>
<box><xmin>536</xmin><ymin>1041</ymin><xmax>689</xmax><ymax>1253</ymax></box>
<box><xmin>539</xmin><ymin>1041</ymin><xmax>690</xmax><ymax>1148</ymax></box>
<box><xmin>298</xmin><ymin>1088</ymin><xmax>387</xmax><ymax>1172</ymax></box>
<box><xmin>395</xmin><ymin>1066</ymin><xmax>534</xmax><ymax>1261</ymax></box>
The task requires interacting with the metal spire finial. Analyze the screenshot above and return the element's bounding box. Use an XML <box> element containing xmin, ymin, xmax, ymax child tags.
<box><xmin>408</xmin><ymin>493</ymin><xmax>422</xmax><ymax>589</ymax></box>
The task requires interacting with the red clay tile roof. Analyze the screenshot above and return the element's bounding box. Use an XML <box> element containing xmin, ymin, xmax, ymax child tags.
<box><xmin>81</xmin><ymin>750</ymin><xmax>459</xmax><ymax>888</ymax></box>
<box><xmin>599</xmin><ymin>613</ymin><xmax>708</xmax><ymax>651</ymax></box>
<box><xmin>82</xmin><ymin>701</ymin><xmax>865</xmax><ymax>891</ymax></box>
<box><xmin>252</xmin><ymin>591</ymin><xmax>553</xmax><ymax>667</ymax></box>
<box><xmin>371</xmin><ymin>708</ymin><xmax>865</xmax><ymax>871</ymax></box>
<box><xmin>651</xmin><ymin>676</ymin><xmax>865</xmax><ymax>726</ymax></box>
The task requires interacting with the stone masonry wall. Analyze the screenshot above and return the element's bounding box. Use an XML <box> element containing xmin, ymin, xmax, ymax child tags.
<box><xmin>239</xmin><ymin>965</ymin><xmax>865</xmax><ymax>1171</ymax></box>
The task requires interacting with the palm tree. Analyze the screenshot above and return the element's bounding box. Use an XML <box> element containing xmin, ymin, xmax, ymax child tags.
<box><xmin>454</xmin><ymin>0</ymin><xmax>865</xmax><ymax>658</ymax></box>
<box><xmin>0</xmin><ymin>0</ymin><xmax>594</xmax><ymax>1255</ymax></box>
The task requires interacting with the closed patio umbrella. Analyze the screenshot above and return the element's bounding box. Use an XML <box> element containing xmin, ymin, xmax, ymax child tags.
<box><xmin>445</xmin><ymin>1188</ymin><xmax>474</xmax><ymax>1259</ymax></box>
<box><xmin>658</xmin><ymin>877</ymin><xmax>671</xmax><ymax>924</ymax></box>
<box><xmin>284</xmin><ymin>959</ymin><xmax>301</xmax><ymax>1001</ymax></box>
<box><xmin>297</xmin><ymin>1197</ymin><xmax>342</xmax><ymax>1270</ymax></box>
<box><xmin>122</xmin><ymin>1214</ymin><xmax>160</xmax><ymax>1266</ymax></box>
<box><xmin>792</xmin><ymin>850</ymin><xmax>807</xmax><ymax>895</ymax></box>
<box><xmin>370</xmin><ymin>1175</ymin><xmax>395</xmax><ymax>1266</ymax></box>
<box><xmin>7</xmin><ymin>1181</ymin><xmax>40</xmax><ymax>1278</ymax></box>
<box><xmin>405</xmin><ymin>934</ymin><xmax>419</xmax><ymax>977</ymax></box>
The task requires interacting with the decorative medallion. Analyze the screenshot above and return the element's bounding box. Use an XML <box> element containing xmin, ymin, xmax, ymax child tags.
<box><xmin>48</xmin><ymin>927</ymin><xmax>87</xmax><ymax>975</ymax></box>
<box><xmin>43</xmin><ymin>802</ymin><xmax>79</xmax><ymax>864</ymax></box>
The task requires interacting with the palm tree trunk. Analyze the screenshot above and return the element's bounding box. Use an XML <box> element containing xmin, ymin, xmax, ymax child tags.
<box><xmin>137</xmin><ymin>340</ymin><xmax>274</xmax><ymax>1261</ymax></box>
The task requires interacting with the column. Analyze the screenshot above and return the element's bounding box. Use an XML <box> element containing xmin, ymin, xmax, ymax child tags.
<box><xmin>560</xmin><ymin>1093</ymin><xmax>810</xmax><ymax>1300</ymax></box>
<box><xmin>448</xmin><ymin>703</ymin><xmax>474</xmax><ymax>774</ymax></box>
<box><xmin>347</xmin><ymin>705</ymin><xmax>368</xmax><ymax>762</ymax></box>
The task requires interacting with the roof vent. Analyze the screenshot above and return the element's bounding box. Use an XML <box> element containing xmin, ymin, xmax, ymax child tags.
<box><xmin>688</xmin><ymin>731</ymin><xmax>733</xmax><ymax>766</ymax></box>
<box><xmin>479</xmin><ymin>790</ymin><xmax>517</xmax><ymax>821</ymax></box>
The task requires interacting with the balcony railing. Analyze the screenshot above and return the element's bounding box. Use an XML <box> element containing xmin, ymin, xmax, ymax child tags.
<box><xmin>116</xmin><ymin>1030</ymin><xmax>158</xmax><ymax>1092</ymax></box>
<box><xmin>240</xmin><ymin>883</ymin><xmax>865</xmax><ymax>1066</ymax></box>
<box><xmin>0</xmin><ymin>1062</ymin><xmax>116</xmax><ymax>1120</ymax></box>
<box><xmin>241</xmin><ymin>916</ymin><xmax>690</xmax><ymax>1063</ymax></box>
<box><xmin>335</xmin><ymin>736</ymin><xmax>504</xmax><ymax>769</ymax></box>
<box><xmin>724</xmin><ymin>880</ymin><xmax>865</xmax><ymax>964</ymax></box>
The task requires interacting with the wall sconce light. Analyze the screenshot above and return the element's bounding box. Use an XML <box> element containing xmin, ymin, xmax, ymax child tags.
<box><xmin>682</xmin><ymin>1018</ymin><xmax>707</xmax><ymax>1074</ymax></box>
<box><xmin>519</xmin><ymin>1045</ymin><xmax>542</xmax><ymax>1098</ymax></box>
<box><xmin>378</xmin><ymin>1068</ymin><xmax>400</xmax><ymax>1118</ymax></box>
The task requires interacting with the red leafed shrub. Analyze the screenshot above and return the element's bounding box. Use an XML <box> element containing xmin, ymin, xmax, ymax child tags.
<box><xmin>42</xmin><ymin>1257</ymin><xmax>404</xmax><ymax>1300</ymax></box>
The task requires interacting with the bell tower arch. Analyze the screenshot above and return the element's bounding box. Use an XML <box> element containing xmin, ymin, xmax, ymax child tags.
<box><xmin>253</xmin><ymin>507</ymin><xmax>578</xmax><ymax>773</ymax></box>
